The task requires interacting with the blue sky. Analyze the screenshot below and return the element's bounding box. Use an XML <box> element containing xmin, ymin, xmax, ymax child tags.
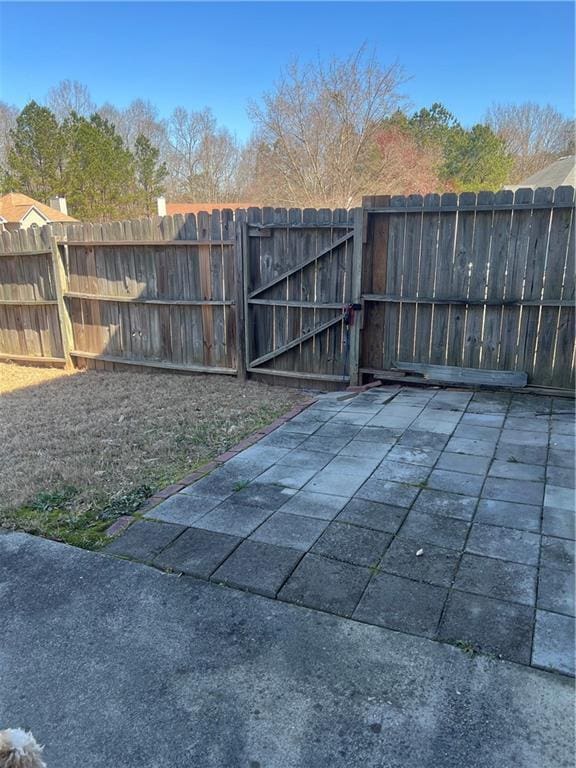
<box><xmin>0</xmin><ymin>1</ymin><xmax>573</xmax><ymax>140</ymax></box>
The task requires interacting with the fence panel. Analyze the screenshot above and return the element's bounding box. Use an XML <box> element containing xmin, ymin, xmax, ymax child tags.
<box><xmin>0</xmin><ymin>227</ymin><xmax>65</xmax><ymax>364</ymax></box>
<box><xmin>62</xmin><ymin>211</ymin><xmax>238</xmax><ymax>374</ymax></box>
<box><xmin>360</xmin><ymin>186</ymin><xmax>576</xmax><ymax>390</ymax></box>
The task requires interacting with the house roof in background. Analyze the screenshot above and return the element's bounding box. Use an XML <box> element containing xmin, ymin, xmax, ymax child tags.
<box><xmin>0</xmin><ymin>193</ymin><xmax>78</xmax><ymax>224</ymax></box>
<box><xmin>165</xmin><ymin>202</ymin><xmax>258</xmax><ymax>216</ymax></box>
<box><xmin>505</xmin><ymin>156</ymin><xmax>576</xmax><ymax>191</ymax></box>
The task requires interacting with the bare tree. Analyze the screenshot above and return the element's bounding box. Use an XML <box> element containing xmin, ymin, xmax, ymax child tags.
<box><xmin>98</xmin><ymin>99</ymin><xmax>169</xmax><ymax>153</ymax></box>
<box><xmin>47</xmin><ymin>80</ymin><xmax>96</xmax><ymax>123</ymax></box>
<box><xmin>485</xmin><ymin>102</ymin><xmax>574</xmax><ymax>181</ymax></box>
<box><xmin>247</xmin><ymin>46</ymin><xmax>406</xmax><ymax>207</ymax></box>
<box><xmin>0</xmin><ymin>101</ymin><xmax>18</xmax><ymax>174</ymax></box>
<box><xmin>167</xmin><ymin>107</ymin><xmax>240</xmax><ymax>201</ymax></box>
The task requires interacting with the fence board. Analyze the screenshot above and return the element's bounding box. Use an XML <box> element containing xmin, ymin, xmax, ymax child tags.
<box><xmin>415</xmin><ymin>194</ymin><xmax>441</xmax><ymax>365</ymax></box>
<box><xmin>430</xmin><ymin>193</ymin><xmax>458</xmax><ymax>365</ymax></box>
<box><xmin>516</xmin><ymin>187</ymin><xmax>554</xmax><ymax>379</ymax></box>
<box><xmin>447</xmin><ymin>192</ymin><xmax>476</xmax><ymax>367</ymax></box>
<box><xmin>397</xmin><ymin>195</ymin><xmax>423</xmax><ymax>363</ymax></box>
<box><xmin>481</xmin><ymin>190</ymin><xmax>513</xmax><ymax>369</ymax></box>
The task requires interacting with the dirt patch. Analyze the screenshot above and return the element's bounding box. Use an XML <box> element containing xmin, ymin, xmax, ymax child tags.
<box><xmin>0</xmin><ymin>364</ymin><xmax>305</xmax><ymax>547</ymax></box>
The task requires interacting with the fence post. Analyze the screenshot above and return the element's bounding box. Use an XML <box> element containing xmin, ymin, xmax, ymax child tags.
<box><xmin>234</xmin><ymin>215</ymin><xmax>247</xmax><ymax>380</ymax></box>
<box><xmin>348</xmin><ymin>206</ymin><xmax>365</xmax><ymax>386</ymax></box>
<box><xmin>50</xmin><ymin>236</ymin><xmax>74</xmax><ymax>368</ymax></box>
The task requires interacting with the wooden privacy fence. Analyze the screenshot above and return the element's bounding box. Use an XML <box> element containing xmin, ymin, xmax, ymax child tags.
<box><xmin>360</xmin><ymin>187</ymin><xmax>575</xmax><ymax>390</ymax></box>
<box><xmin>0</xmin><ymin>188</ymin><xmax>574</xmax><ymax>392</ymax></box>
<box><xmin>0</xmin><ymin>212</ymin><xmax>241</xmax><ymax>375</ymax></box>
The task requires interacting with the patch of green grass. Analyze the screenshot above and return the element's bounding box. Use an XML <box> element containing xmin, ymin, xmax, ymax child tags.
<box><xmin>234</xmin><ymin>480</ymin><xmax>250</xmax><ymax>492</ymax></box>
<box><xmin>0</xmin><ymin>484</ymin><xmax>153</xmax><ymax>551</ymax></box>
<box><xmin>29</xmin><ymin>486</ymin><xmax>78</xmax><ymax>514</ymax></box>
<box><xmin>455</xmin><ymin>639</ymin><xmax>479</xmax><ymax>657</ymax></box>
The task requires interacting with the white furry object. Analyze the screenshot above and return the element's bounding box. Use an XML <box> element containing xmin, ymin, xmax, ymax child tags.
<box><xmin>0</xmin><ymin>729</ymin><xmax>46</xmax><ymax>768</ymax></box>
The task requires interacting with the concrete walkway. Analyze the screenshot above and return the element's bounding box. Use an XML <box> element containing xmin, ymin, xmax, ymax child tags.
<box><xmin>108</xmin><ymin>386</ymin><xmax>575</xmax><ymax>676</ymax></box>
<box><xmin>0</xmin><ymin>532</ymin><xmax>574</xmax><ymax>768</ymax></box>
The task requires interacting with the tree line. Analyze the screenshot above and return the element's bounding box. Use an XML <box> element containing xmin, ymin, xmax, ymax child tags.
<box><xmin>0</xmin><ymin>48</ymin><xmax>573</xmax><ymax>220</ymax></box>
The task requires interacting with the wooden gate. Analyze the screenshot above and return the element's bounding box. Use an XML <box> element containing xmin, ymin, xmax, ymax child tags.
<box><xmin>243</xmin><ymin>207</ymin><xmax>357</xmax><ymax>385</ymax></box>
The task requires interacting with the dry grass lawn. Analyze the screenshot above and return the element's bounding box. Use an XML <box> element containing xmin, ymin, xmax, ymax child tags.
<box><xmin>0</xmin><ymin>363</ymin><xmax>304</xmax><ymax>547</ymax></box>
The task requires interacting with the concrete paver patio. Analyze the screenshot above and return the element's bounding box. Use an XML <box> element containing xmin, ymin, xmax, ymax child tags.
<box><xmin>106</xmin><ymin>385</ymin><xmax>576</xmax><ymax>676</ymax></box>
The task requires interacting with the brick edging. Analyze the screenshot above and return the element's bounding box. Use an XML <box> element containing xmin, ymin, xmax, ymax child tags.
<box><xmin>106</xmin><ymin>397</ymin><xmax>317</xmax><ymax>536</ymax></box>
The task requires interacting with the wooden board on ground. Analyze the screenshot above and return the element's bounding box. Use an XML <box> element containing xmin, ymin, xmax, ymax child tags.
<box><xmin>393</xmin><ymin>361</ymin><xmax>528</xmax><ymax>387</ymax></box>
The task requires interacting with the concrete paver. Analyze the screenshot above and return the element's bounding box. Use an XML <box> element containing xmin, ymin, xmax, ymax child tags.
<box><xmin>249</xmin><ymin>512</ymin><xmax>327</xmax><ymax>551</ymax></box>
<box><xmin>193</xmin><ymin>501</ymin><xmax>274</xmax><ymax>537</ymax></box>
<box><xmin>354</xmin><ymin>572</ymin><xmax>448</xmax><ymax>638</ymax></box>
<box><xmin>400</xmin><ymin>509</ymin><xmax>470</xmax><ymax>550</ymax></box>
<box><xmin>475</xmin><ymin>499</ymin><xmax>541</xmax><ymax>532</ymax></box>
<box><xmin>427</xmin><ymin>469</ymin><xmax>485</xmax><ymax>496</ymax></box>
<box><xmin>311</xmin><ymin>522</ymin><xmax>391</xmax><ymax>567</ymax></box>
<box><xmin>379</xmin><ymin>537</ymin><xmax>460</xmax><ymax>587</ymax></box>
<box><xmin>153</xmin><ymin>527</ymin><xmax>240</xmax><ymax>578</ymax></box>
<box><xmin>211</xmin><ymin>540</ymin><xmax>302</xmax><ymax>597</ymax></box>
<box><xmin>439</xmin><ymin>591</ymin><xmax>534</xmax><ymax>664</ymax></box>
<box><xmin>336</xmin><ymin>498</ymin><xmax>408</xmax><ymax>533</ymax></box>
<box><xmin>466</xmin><ymin>523</ymin><xmax>540</xmax><ymax>566</ymax></box>
<box><xmin>532</xmin><ymin>610</ymin><xmax>576</xmax><ymax>676</ymax></box>
<box><xmin>537</xmin><ymin>567</ymin><xmax>575</xmax><ymax>616</ymax></box>
<box><xmin>279</xmin><ymin>553</ymin><xmax>371</xmax><ymax>617</ymax></box>
<box><xmin>412</xmin><ymin>488</ymin><xmax>478</xmax><ymax>521</ymax></box>
<box><xmin>454</xmin><ymin>553</ymin><xmax>538</xmax><ymax>606</ymax></box>
<box><xmin>482</xmin><ymin>477</ymin><xmax>544</xmax><ymax>506</ymax></box>
<box><xmin>279</xmin><ymin>490</ymin><xmax>348</xmax><ymax>520</ymax></box>
<box><xmin>145</xmin><ymin>491</ymin><xmax>221</xmax><ymax>525</ymax></box>
<box><xmin>540</xmin><ymin>535</ymin><xmax>575</xmax><ymax>571</ymax></box>
<box><xmin>104</xmin><ymin>520</ymin><xmax>185</xmax><ymax>560</ymax></box>
<box><xmin>542</xmin><ymin>507</ymin><xmax>575</xmax><ymax>540</ymax></box>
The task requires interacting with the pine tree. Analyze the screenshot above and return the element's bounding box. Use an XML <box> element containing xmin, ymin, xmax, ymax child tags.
<box><xmin>64</xmin><ymin>113</ymin><xmax>136</xmax><ymax>220</ymax></box>
<box><xmin>4</xmin><ymin>101</ymin><xmax>64</xmax><ymax>200</ymax></box>
<box><xmin>442</xmin><ymin>124</ymin><xmax>513</xmax><ymax>191</ymax></box>
<box><xmin>134</xmin><ymin>134</ymin><xmax>167</xmax><ymax>214</ymax></box>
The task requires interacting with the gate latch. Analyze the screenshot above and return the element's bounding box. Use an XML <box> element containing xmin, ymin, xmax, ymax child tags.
<box><xmin>343</xmin><ymin>303</ymin><xmax>362</xmax><ymax>326</ymax></box>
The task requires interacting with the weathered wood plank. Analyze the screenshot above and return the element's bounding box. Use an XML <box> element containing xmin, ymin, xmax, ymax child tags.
<box><xmin>447</xmin><ymin>192</ymin><xmax>476</xmax><ymax>366</ymax></box>
<box><xmin>517</xmin><ymin>187</ymin><xmax>554</xmax><ymax>381</ymax></box>
<box><xmin>481</xmin><ymin>190</ymin><xmax>513</xmax><ymax>369</ymax></box>
<box><xmin>398</xmin><ymin>195</ymin><xmax>423</xmax><ymax>363</ymax></box>
<box><xmin>394</xmin><ymin>361</ymin><xmax>527</xmax><ymax>387</ymax></box>
<box><xmin>415</xmin><ymin>194</ymin><xmax>440</xmax><ymax>365</ymax></box>
<box><xmin>69</xmin><ymin>350</ymin><xmax>236</xmax><ymax>375</ymax></box>
<box><xmin>499</xmin><ymin>188</ymin><xmax>533</xmax><ymax>373</ymax></box>
<box><xmin>463</xmin><ymin>191</ymin><xmax>493</xmax><ymax>368</ymax></box>
<box><xmin>381</xmin><ymin>196</ymin><xmax>406</xmax><ymax>369</ymax></box>
<box><xmin>429</xmin><ymin>193</ymin><xmax>457</xmax><ymax>365</ymax></box>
